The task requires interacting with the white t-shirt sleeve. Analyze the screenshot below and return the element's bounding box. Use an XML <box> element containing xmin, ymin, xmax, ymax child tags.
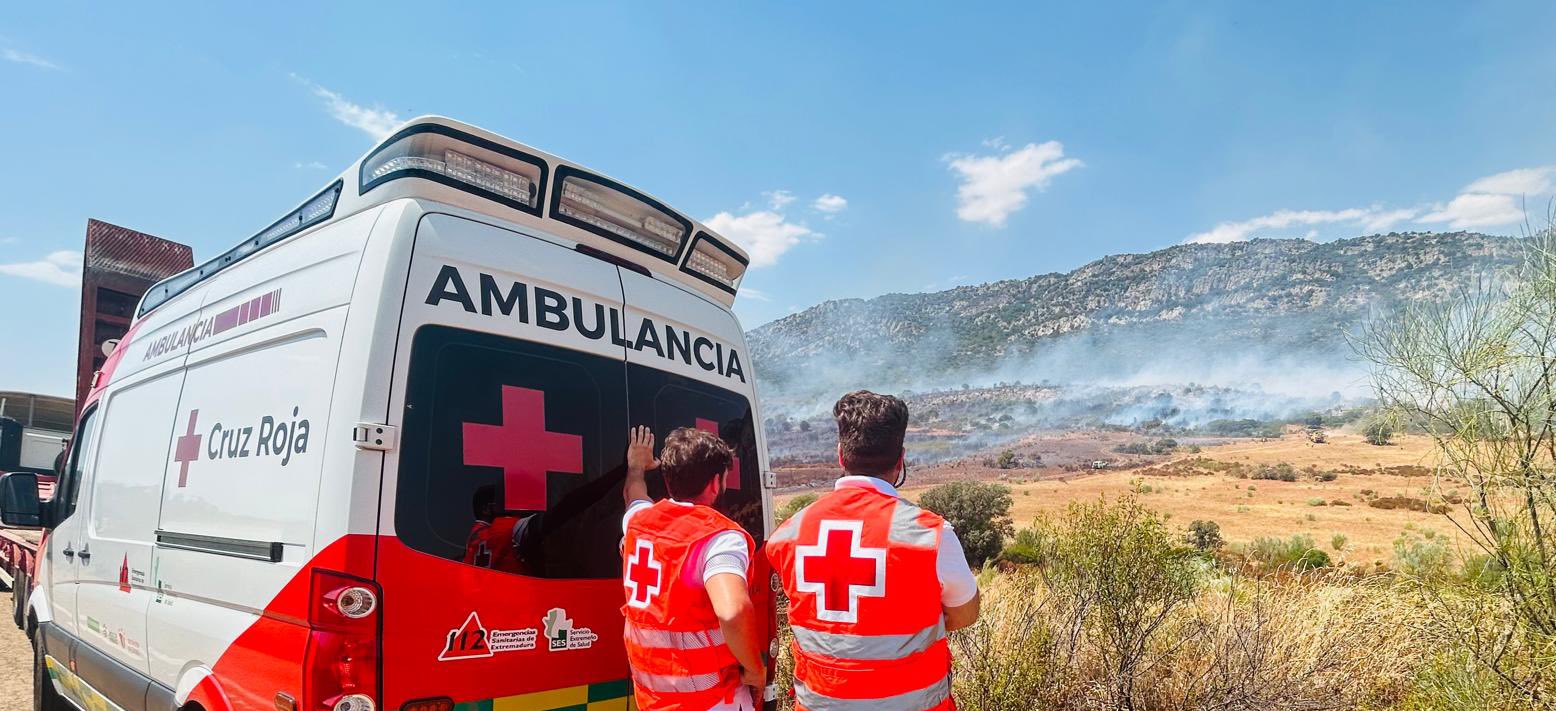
<box><xmin>937</xmin><ymin>523</ymin><xmax>979</xmax><ymax>608</ymax></box>
<box><xmin>622</xmin><ymin>498</ymin><xmax>653</xmax><ymax>535</ymax></box>
<box><xmin>700</xmin><ymin>531</ymin><xmax>751</xmax><ymax>584</ymax></box>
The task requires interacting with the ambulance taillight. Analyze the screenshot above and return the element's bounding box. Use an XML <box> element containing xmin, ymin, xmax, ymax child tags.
<box><xmin>305</xmin><ymin>570</ymin><xmax>382</xmax><ymax>711</ymax></box>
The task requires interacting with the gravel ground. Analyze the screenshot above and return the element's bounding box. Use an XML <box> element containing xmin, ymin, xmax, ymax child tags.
<box><xmin>0</xmin><ymin>608</ymin><xmax>30</xmax><ymax>709</ymax></box>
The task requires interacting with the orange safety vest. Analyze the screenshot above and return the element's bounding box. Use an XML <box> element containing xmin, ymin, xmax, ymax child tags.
<box><xmin>622</xmin><ymin>500</ymin><xmax>755</xmax><ymax>711</ymax></box>
<box><xmin>463</xmin><ymin>515</ymin><xmax>525</xmax><ymax>574</ymax></box>
<box><xmin>766</xmin><ymin>484</ymin><xmax>954</xmax><ymax>711</ymax></box>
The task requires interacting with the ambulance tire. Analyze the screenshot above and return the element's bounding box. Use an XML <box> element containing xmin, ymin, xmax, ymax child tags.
<box><xmin>33</xmin><ymin>630</ymin><xmax>69</xmax><ymax>711</ymax></box>
<box><xmin>11</xmin><ymin>570</ymin><xmax>25</xmax><ymax>631</ymax></box>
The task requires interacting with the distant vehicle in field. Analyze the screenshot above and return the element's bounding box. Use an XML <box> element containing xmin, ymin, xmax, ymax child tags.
<box><xmin>0</xmin><ymin>116</ymin><xmax>775</xmax><ymax>711</ymax></box>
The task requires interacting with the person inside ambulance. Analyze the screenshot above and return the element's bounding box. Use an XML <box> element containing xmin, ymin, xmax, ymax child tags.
<box><xmin>620</xmin><ymin>425</ymin><xmax>765</xmax><ymax>711</ymax></box>
<box><xmin>766</xmin><ymin>390</ymin><xmax>980</xmax><ymax>711</ymax></box>
<box><xmin>462</xmin><ymin>485</ymin><xmax>527</xmax><ymax>574</ymax></box>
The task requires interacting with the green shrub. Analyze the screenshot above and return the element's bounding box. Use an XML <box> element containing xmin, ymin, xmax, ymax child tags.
<box><xmin>1393</xmin><ymin>529</ymin><xmax>1453</xmax><ymax>581</ymax></box>
<box><xmin>1247</xmin><ymin>534</ymin><xmax>1332</xmax><ymax>570</ymax></box>
<box><xmin>774</xmin><ymin>492</ymin><xmax>818</xmax><ymax>525</ymax></box>
<box><xmin>1253</xmin><ymin>463</ymin><xmax>1300</xmax><ymax>482</ymax></box>
<box><xmin>1036</xmin><ymin>497</ymin><xmax>1201</xmax><ymax>707</ymax></box>
<box><xmin>999</xmin><ymin>527</ymin><xmax>1045</xmax><ymax>565</ymax></box>
<box><xmin>1186</xmin><ymin>520</ymin><xmax>1224</xmax><ymax>551</ymax></box>
<box><xmin>920</xmin><ymin>481</ymin><xmax>1015</xmax><ymax>567</ymax></box>
<box><xmin>1363</xmin><ymin>418</ymin><xmax>1395</xmax><ymax>446</ymax></box>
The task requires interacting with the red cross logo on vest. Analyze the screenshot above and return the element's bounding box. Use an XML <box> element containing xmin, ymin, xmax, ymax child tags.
<box><xmin>796</xmin><ymin>520</ymin><xmax>887</xmax><ymax>623</ymax></box>
<box><xmin>625</xmin><ymin>540</ymin><xmax>663</xmax><ymax>609</ymax></box>
<box><xmin>173</xmin><ymin>410</ymin><xmax>202</xmax><ymax>487</ymax></box>
<box><xmin>694</xmin><ymin>418</ymin><xmax>741</xmax><ymax>490</ymax></box>
<box><xmin>463</xmin><ymin>385</ymin><xmax>584</xmax><ymax>511</ymax></box>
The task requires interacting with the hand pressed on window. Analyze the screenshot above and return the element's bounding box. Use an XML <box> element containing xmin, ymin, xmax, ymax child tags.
<box><xmin>623</xmin><ymin>425</ymin><xmax>658</xmax><ymax>506</ymax></box>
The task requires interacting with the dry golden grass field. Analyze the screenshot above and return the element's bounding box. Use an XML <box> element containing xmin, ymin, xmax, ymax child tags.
<box><xmin>783</xmin><ymin>432</ymin><xmax>1463</xmax><ymax>567</ymax></box>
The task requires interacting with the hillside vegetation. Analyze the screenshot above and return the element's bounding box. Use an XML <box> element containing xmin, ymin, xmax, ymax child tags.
<box><xmin>750</xmin><ymin>232</ymin><xmax>1520</xmax><ymax>399</ymax></box>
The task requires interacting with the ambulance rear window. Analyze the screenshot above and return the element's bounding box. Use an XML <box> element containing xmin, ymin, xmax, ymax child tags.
<box><xmin>626</xmin><ymin>363</ymin><xmax>764</xmax><ymax>544</ymax></box>
<box><xmin>397</xmin><ymin>325</ymin><xmax>628</xmax><ymax>579</ymax></box>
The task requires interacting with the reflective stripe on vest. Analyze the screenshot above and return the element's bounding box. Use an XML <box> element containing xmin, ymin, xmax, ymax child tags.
<box><xmin>791</xmin><ymin>619</ymin><xmax>945</xmax><ymax>661</ymax></box>
<box><xmin>624</xmin><ymin>621</ymin><xmax>726</xmax><ymax>650</ymax></box>
<box><xmin>632</xmin><ymin>668</ymin><xmax>726</xmax><ymax>694</ymax></box>
<box><xmin>794</xmin><ymin>674</ymin><xmax>952</xmax><ymax>711</ymax></box>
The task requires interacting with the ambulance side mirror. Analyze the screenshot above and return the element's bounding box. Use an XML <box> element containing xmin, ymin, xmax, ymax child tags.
<box><xmin>0</xmin><ymin>472</ymin><xmax>44</xmax><ymax>529</ymax></box>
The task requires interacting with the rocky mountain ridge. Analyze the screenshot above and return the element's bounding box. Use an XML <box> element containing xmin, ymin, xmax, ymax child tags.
<box><xmin>748</xmin><ymin>232</ymin><xmax>1521</xmax><ymax>401</ymax></box>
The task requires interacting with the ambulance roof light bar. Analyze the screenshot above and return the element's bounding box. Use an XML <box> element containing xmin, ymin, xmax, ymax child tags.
<box><xmin>137</xmin><ymin>181</ymin><xmax>342</xmax><ymax>317</ymax></box>
<box><xmin>360</xmin><ymin>124</ymin><xmax>547</xmax><ymax>215</ymax></box>
<box><xmin>550</xmin><ymin>166</ymin><xmax>692</xmax><ymax>264</ymax></box>
<box><xmin>682</xmin><ymin>231</ymin><xmax>748</xmax><ymax>294</ymax></box>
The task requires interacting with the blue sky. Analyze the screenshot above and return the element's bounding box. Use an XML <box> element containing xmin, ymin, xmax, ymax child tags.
<box><xmin>4</xmin><ymin>2</ymin><xmax>1555</xmax><ymax>397</ymax></box>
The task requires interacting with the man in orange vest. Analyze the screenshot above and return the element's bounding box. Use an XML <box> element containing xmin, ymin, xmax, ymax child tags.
<box><xmin>767</xmin><ymin>391</ymin><xmax>981</xmax><ymax>711</ymax></box>
<box><xmin>621</xmin><ymin>425</ymin><xmax>766</xmax><ymax>711</ymax></box>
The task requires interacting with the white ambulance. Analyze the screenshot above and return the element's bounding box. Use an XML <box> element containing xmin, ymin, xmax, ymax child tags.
<box><xmin>0</xmin><ymin>116</ymin><xmax>775</xmax><ymax>711</ymax></box>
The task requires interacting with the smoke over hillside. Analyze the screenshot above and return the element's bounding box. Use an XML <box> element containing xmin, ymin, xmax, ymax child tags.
<box><xmin>748</xmin><ymin>232</ymin><xmax>1522</xmax><ymax>461</ymax></box>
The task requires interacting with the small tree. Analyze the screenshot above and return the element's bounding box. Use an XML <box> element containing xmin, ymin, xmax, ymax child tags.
<box><xmin>996</xmin><ymin>449</ymin><xmax>1018</xmax><ymax>469</ymax></box>
<box><xmin>1355</xmin><ymin>229</ymin><xmax>1556</xmax><ymax>702</ymax></box>
<box><xmin>1037</xmin><ymin>496</ymin><xmax>1201</xmax><ymax>708</ymax></box>
<box><xmin>1186</xmin><ymin>520</ymin><xmax>1224</xmax><ymax>551</ymax></box>
<box><xmin>1363</xmin><ymin>417</ymin><xmax>1394</xmax><ymax>446</ymax></box>
<box><xmin>919</xmin><ymin>481</ymin><xmax>1015</xmax><ymax>567</ymax></box>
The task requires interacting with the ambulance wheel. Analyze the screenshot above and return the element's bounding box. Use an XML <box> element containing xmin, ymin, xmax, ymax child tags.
<box><xmin>34</xmin><ymin>630</ymin><xmax>69</xmax><ymax>711</ymax></box>
<box><xmin>11</xmin><ymin>570</ymin><xmax>26</xmax><ymax>630</ymax></box>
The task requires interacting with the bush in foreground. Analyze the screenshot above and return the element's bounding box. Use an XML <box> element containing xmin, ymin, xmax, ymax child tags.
<box><xmin>919</xmin><ymin>481</ymin><xmax>1014</xmax><ymax>567</ymax></box>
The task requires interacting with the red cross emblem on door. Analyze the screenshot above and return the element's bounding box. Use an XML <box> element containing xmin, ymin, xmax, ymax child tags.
<box><xmin>173</xmin><ymin>410</ymin><xmax>202</xmax><ymax>487</ymax></box>
<box><xmin>694</xmin><ymin>418</ymin><xmax>741</xmax><ymax>490</ymax></box>
<box><xmin>625</xmin><ymin>540</ymin><xmax>662</xmax><ymax>609</ymax></box>
<box><xmin>463</xmin><ymin>386</ymin><xmax>584</xmax><ymax>511</ymax></box>
<box><xmin>795</xmin><ymin>520</ymin><xmax>887</xmax><ymax>623</ymax></box>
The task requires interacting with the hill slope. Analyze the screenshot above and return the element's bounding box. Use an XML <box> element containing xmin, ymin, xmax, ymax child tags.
<box><xmin>748</xmin><ymin>232</ymin><xmax>1521</xmax><ymax>404</ymax></box>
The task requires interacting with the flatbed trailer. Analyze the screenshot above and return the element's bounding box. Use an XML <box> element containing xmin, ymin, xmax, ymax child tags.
<box><xmin>1</xmin><ymin>528</ymin><xmax>41</xmax><ymax>632</ymax></box>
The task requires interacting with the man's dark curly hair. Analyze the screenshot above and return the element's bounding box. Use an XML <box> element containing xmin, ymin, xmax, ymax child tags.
<box><xmin>660</xmin><ymin>427</ymin><xmax>733</xmax><ymax>499</ymax></box>
<box><xmin>833</xmin><ymin>390</ymin><xmax>909</xmax><ymax>478</ymax></box>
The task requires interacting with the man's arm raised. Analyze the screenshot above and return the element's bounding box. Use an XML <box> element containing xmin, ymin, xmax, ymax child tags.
<box><xmin>624</xmin><ymin>425</ymin><xmax>656</xmax><ymax>506</ymax></box>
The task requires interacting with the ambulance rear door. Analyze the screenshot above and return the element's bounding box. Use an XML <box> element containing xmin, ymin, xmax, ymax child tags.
<box><xmin>618</xmin><ymin>268</ymin><xmax>776</xmax><ymax>703</ymax></box>
<box><xmin>381</xmin><ymin>212</ymin><xmax>634</xmax><ymax>709</ymax></box>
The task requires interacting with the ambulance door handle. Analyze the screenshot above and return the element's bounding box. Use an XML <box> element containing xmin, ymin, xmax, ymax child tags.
<box><xmin>77</xmin><ymin>545</ymin><xmax>91</xmax><ymax>563</ymax></box>
<box><xmin>62</xmin><ymin>546</ymin><xmax>74</xmax><ymax>560</ymax></box>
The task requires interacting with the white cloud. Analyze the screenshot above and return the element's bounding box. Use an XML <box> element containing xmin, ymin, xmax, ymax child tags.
<box><xmin>1418</xmin><ymin>193</ymin><xmax>1524</xmax><ymax>230</ymax></box>
<box><xmin>1186</xmin><ymin>208</ymin><xmax>1378</xmax><ymax>244</ymax></box>
<box><xmin>1413</xmin><ymin>166</ymin><xmax>1556</xmax><ymax>230</ymax></box>
<box><xmin>1464</xmin><ymin>166</ymin><xmax>1555</xmax><ymax>196</ymax></box>
<box><xmin>763</xmin><ymin>190</ymin><xmax>796</xmax><ymax>210</ymax></box>
<box><xmin>294</xmin><ymin>161</ymin><xmax>327</xmax><ymax>170</ymax></box>
<box><xmin>704</xmin><ymin>210</ymin><xmax>816</xmax><ymax>268</ymax></box>
<box><xmin>3</xmin><ymin>48</ymin><xmax>61</xmax><ymax>71</ymax></box>
<box><xmin>0</xmin><ymin>250</ymin><xmax>82</xmax><ymax>288</ymax></box>
<box><xmin>739</xmin><ymin>287</ymin><xmax>772</xmax><ymax>302</ymax></box>
<box><xmin>1360</xmin><ymin>207</ymin><xmax>1420</xmax><ymax>232</ymax></box>
<box><xmin>812</xmin><ymin>194</ymin><xmax>848</xmax><ymax>214</ymax></box>
<box><xmin>293</xmin><ymin>74</ymin><xmax>401</xmax><ymax>140</ymax></box>
<box><xmin>945</xmin><ymin>140</ymin><xmax>1083</xmax><ymax>227</ymax></box>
